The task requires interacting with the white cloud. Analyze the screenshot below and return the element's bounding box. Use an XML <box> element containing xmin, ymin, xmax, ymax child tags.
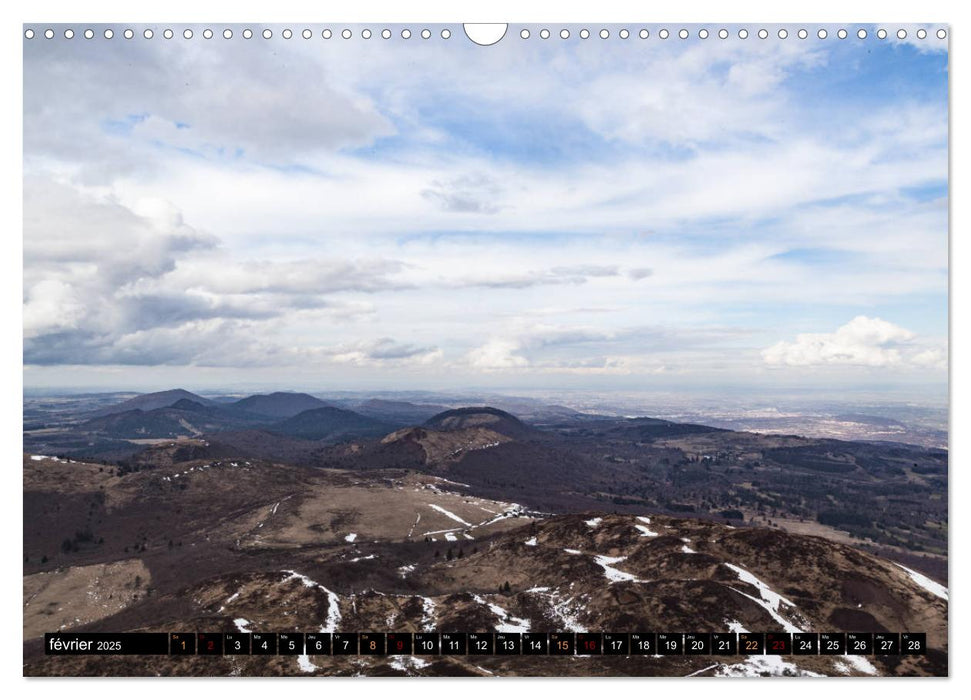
<box><xmin>421</xmin><ymin>173</ymin><xmax>504</xmax><ymax>214</ymax></box>
<box><xmin>458</xmin><ymin>323</ymin><xmax>751</xmax><ymax>377</ymax></box>
<box><xmin>575</xmin><ymin>40</ymin><xmax>825</xmax><ymax>147</ymax></box>
<box><xmin>910</xmin><ymin>348</ymin><xmax>948</xmax><ymax>371</ymax></box>
<box><xmin>23</xmin><ymin>279</ymin><xmax>86</xmax><ymax>339</ymax></box>
<box><xmin>329</xmin><ymin>338</ymin><xmax>444</xmax><ymax>367</ymax></box>
<box><xmin>21</xmin><ymin>176</ymin><xmax>413</xmax><ymax>367</ymax></box>
<box><xmin>156</xmin><ymin>257</ymin><xmax>409</xmax><ymax>296</ymax></box>
<box><xmin>24</xmin><ymin>38</ymin><xmax>395</xmax><ymax>169</ymax></box>
<box><xmin>465</xmin><ymin>339</ymin><xmax>529</xmax><ymax>370</ymax></box>
<box><xmin>761</xmin><ymin>316</ymin><xmax>945</xmax><ymax>369</ymax></box>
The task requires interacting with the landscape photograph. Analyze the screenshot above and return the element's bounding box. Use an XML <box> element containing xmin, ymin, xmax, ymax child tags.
<box><xmin>22</xmin><ymin>23</ymin><xmax>948</xmax><ymax>677</ymax></box>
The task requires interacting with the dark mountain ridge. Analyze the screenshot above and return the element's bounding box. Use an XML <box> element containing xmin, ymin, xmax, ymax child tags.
<box><xmin>229</xmin><ymin>392</ymin><xmax>329</xmax><ymax>419</ymax></box>
<box><xmin>350</xmin><ymin>399</ymin><xmax>450</xmax><ymax>425</ymax></box>
<box><xmin>82</xmin><ymin>403</ymin><xmax>259</xmax><ymax>440</ymax></box>
<box><xmin>269</xmin><ymin>406</ymin><xmax>392</xmax><ymax>442</ymax></box>
<box><xmin>89</xmin><ymin>389</ymin><xmax>211</xmax><ymax>417</ymax></box>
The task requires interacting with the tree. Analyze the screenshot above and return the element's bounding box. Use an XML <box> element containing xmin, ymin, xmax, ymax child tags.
<box><xmin>503</xmin><ymin>581</ymin><xmax>511</xmax><ymax>594</ymax></box>
<box><xmin>446</xmin><ymin>548</ymin><xmax>454</xmax><ymax>561</ymax></box>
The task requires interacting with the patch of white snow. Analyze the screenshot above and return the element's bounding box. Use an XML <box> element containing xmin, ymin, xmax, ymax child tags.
<box><xmin>427</xmin><ymin>503</ymin><xmax>472</xmax><ymax>527</ymax></box>
<box><xmin>593</xmin><ymin>555</ymin><xmax>642</xmax><ymax>583</ymax></box>
<box><xmin>894</xmin><ymin>563</ymin><xmax>948</xmax><ymax>600</ymax></box>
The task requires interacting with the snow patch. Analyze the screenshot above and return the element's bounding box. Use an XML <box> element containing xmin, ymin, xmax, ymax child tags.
<box><xmin>593</xmin><ymin>555</ymin><xmax>642</xmax><ymax>583</ymax></box>
<box><xmin>282</xmin><ymin>570</ymin><xmax>341</xmax><ymax>632</ymax></box>
<box><xmin>419</xmin><ymin>596</ymin><xmax>437</xmax><ymax>631</ymax></box>
<box><xmin>725</xmin><ymin>563</ymin><xmax>796</xmax><ymax>612</ymax></box>
<box><xmin>894</xmin><ymin>563</ymin><xmax>948</xmax><ymax>601</ymax></box>
<box><xmin>297</xmin><ymin>655</ymin><xmax>317</xmax><ymax>673</ymax></box>
<box><xmin>524</xmin><ymin>537</ymin><xmax>538</xmax><ymax>546</ymax></box>
<box><xmin>472</xmin><ymin>594</ymin><xmax>531</xmax><ymax>632</ymax></box>
<box><xmin>422</xmin><ymin>527</ymin><xmax>463</xmax><ymax>536</ymax></box>
<box><xmin>585</xmin><ymin>517</ymin><xmax>602</xmax><ymax>528</ymax></box>
<box><xmin>728</xmin><ymin>586</ymin><xmax>802</xmax><ymax>634</ymax></box>
<box><xmin>681</xmin><ymin>544</ymin><xmax>697</xmax><ymax>554</ymax></box>
<box><xmin>344</xmin><ymin>533</ymin><xmax>357</xmax><ymax>543</ymax></box>
<box><xmin>389</xmin><ymin>656</ymin><xmax>431</xmax><ymax>674</ymax></box>
<box><xmin>427</xmin><ymin>503</ymin><xmax>473</xmax><ymax>527</ymax></box>
<box><xmin>233</xmin><ymin>618</ymin><xmax>252</xmax><ymax>632</ymax></box>
<box><xmin>843</xmin><ymin>655</ymin><xmax>879</xmax><ymax>675</ymax></box>
<box><xmin>716</xmin><ymin>654</ymin><xmax>824</xmax><ymax>677</ymax></box>
<box><xmin>433</xmin><ymin>476</ymin><xmax>470</xmax><ymax>488</ymax></box>
<box><xmin>634</xmin><ymin>516</ymin><xmax>659</xmax><ymax>536</ymax></box>
<box><xmin>685</xmin><ymin>663</ymin><xmax>720</xmax><ymax>677</ymax></box>
<box><xmin>564</xmin><ymin>548</ymin><xmax>582</xmax><ymax>555</ymax></box>
<box><xmin>725</xmin><ymin>619</ymin><xmax>749</xmax><ymax>634</ymax></box>
<box><xmin>469</xmin><ymin>503</ymin><xmax>528</xmax><ymax>530</ymax></box>
<box><xmin>547</xmin><ymin>593</ymin><xmax>586</xmax><ymax>632</ymax></box>
<box><xmin>723</xmin><ymin>563</ymin><xmax>803</xmax><ymax>633</ymax></box>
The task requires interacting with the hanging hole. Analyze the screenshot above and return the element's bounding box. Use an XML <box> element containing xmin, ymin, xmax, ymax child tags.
<box><xmin>463</xmin><ymin>23</ymin><xmax>507</xmax><ymax>46</ymax></box>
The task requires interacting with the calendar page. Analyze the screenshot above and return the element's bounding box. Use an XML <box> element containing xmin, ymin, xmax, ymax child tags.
<box><xmin>22</xmin><ymin>22</ymin><xmax>948</xmax><ymax>678</ymax></box>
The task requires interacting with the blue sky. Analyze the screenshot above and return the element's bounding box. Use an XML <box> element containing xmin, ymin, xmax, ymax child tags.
<box><xmin>22</xmin><ymin>24</ymin><xmax>949</xmax><ymax>397</ymax></box>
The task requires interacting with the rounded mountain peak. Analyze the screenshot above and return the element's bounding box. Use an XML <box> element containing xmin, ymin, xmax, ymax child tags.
<box><xmin>423</xmin><ymin>406</ymin><xmax>533</xmax><ymax>438</ymax></box>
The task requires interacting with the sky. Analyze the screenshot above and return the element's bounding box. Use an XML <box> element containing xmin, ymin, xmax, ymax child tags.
<box><xmin>22</xmin><ymin>24</ymin><xmax>949</xmax><ymax>399</ymax></box>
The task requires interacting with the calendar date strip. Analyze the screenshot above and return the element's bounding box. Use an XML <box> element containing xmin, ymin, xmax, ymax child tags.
<box><xmin>45</xmin><ymin>631</ymin><xmax>928</xmax><ymax>656</ymax></box>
